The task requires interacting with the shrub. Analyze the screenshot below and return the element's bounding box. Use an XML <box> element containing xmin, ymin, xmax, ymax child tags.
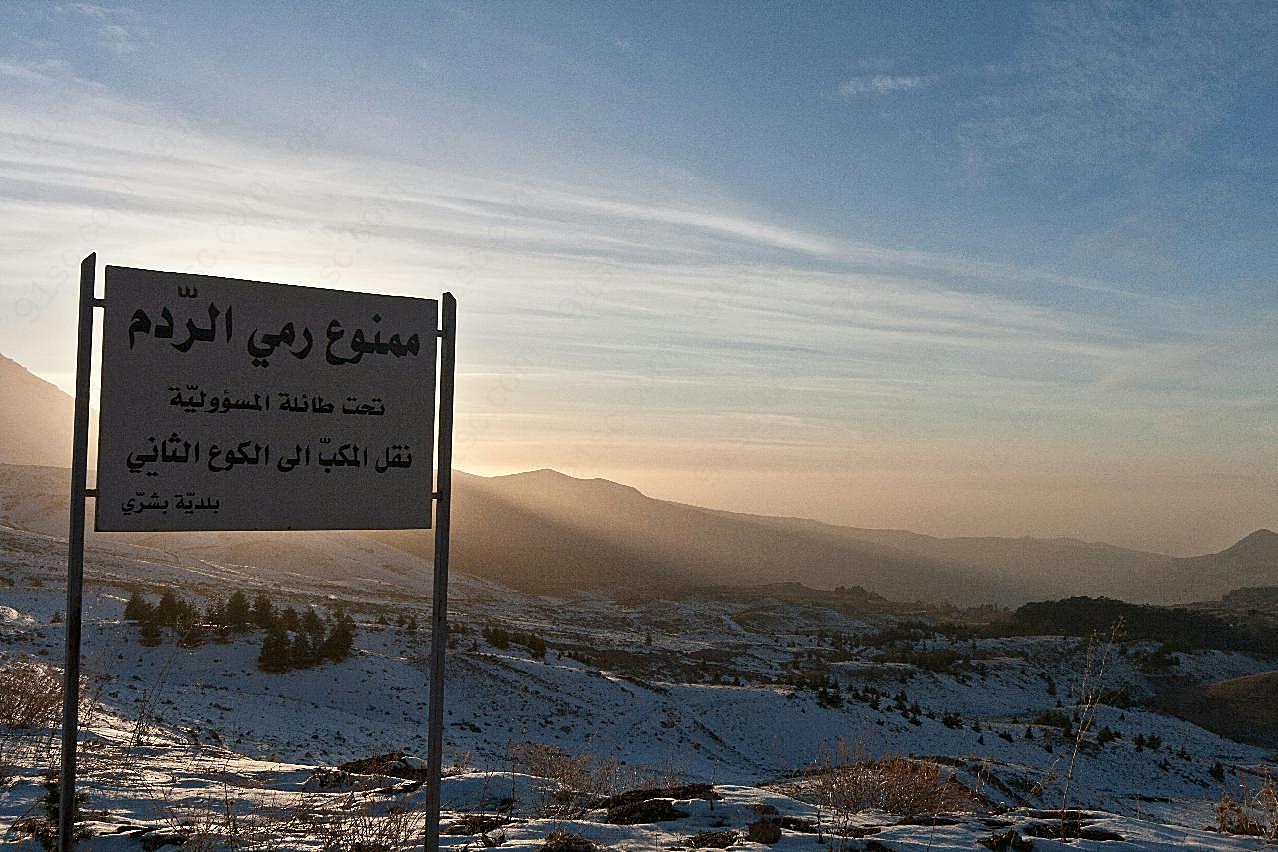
<box><xmin>793</xmin><ymin>738</ymin><xmax>978</xmax><ymax>844</ymax></box>
<box><xmin>319</xmin><ymin>795</ymin><xmax>425</xmax><ymax>850</ymax></box>
<box><xmin>13</xmin><ymin>774</ymin><xmax>90</xmax><ymax>849</ymax></box>
<box><xmin>0</xmin><ymin>655</ymin><xmax>62</xmax><ymax>730</ymax></box>
<box><xmin>1215</xmin><ymin>771</ymin><xmax>1278</xmax><ymax>840</ymax></box>
<box><xmin>1033</xmin><ymin>709</ymin><xmax>1072</xmax><ymax>735</ymax></box>
<box><xmin>513</xmin><ymin>742</ymin><xmax>623</xmax><ymax>815</ymax></box>
<box><xmin>1095</xmin><ymin>726</ymin><xmax>1120</xmax><ymax>746</ymax></box>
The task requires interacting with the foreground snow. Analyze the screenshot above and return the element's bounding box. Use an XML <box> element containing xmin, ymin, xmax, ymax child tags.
<box><xmin>2</xmin><ymin>520</ymin><xmax>1276</xmax><ymax>848</ymax></box>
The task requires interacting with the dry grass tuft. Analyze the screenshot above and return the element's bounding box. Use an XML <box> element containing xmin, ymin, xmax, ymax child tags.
<box><xmin>0</xmin><ymin>654</ymin><xmax>62</xmax><ymax>731</ymax></box>
<box><xmin>1216</xmin><ymin>769</ymin><xmax>1278</xmax><ymax>841</ymax></box>
<box><xmin>512</xmin><ymin>741</ymin><xmax>684</xmax><ymax>817</ymax></box>
<box><xmin>784</xmin><ymin>737</ymin><xmax>979</xmax><ymax>845</ymax></box>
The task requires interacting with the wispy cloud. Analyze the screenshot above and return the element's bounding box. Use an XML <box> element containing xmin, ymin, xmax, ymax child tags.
<box><xmin>57</xmin><ymin>2</ymin><xmax>147</xmax><ymax>56</ymax></box>
<box><xmin>100</xmin><ymin>22</ymin><xmax>140</xmax><ymax>55</ymax></box>
<box><xmin>0</xmin><ymin>58</ymin><xmax>55</xmax><ymax>83</ymax></box>
<box><xmin>0</xmin><ymin>42</ymin><xmax>1271</xmax><ymax>552</ymax></box>
<box><xmin>839</xmin><ymin>74</ymin><xmax>935</xmax><ymax>96</ymax></box>
<box><xmin>961</xmin><ymin>1</ymin><xmax>1278</xmax><ymax>170</ymax></box>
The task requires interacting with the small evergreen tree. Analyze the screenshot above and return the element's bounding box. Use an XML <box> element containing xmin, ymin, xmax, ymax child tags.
<box><xmin>302</xmin><ymin>607</ymin><xmax>325</xmax><ymax>642</ymax></box>
<box><xmin>226</xmin><ymin>591</ymin><xmax>251</xmax><ymax>632</ymax></box>
<box><xmin>290</xmin><ymin>632</ymin><xmax>314</xmax><ymax>669</ymax></box>
<box><xmin>320</xmin><ymin>612</ymin><xmax>356</xmax><ymax>662</ymax></box>
<box><xmin>155</xmin><ymin>589</ymin><xmax>181</xmax><ymax>627</ymax></box>
<box><xmin>258</xmin><ymin>624</ymin><xmax>291</xmax><ymax>673</ymax></box>
<box><xmin>251</xmin><ymin>593</ymin><xmax>275</xmax><ymax>629</ymax></box>
<box><xmin>124</xmin><ymin>592</ymin><xmax>151</xmax><ymax>622</ymax></box>
<box><xmin>139</xmin><ymin>619</ymin><xmax>162</xmax><ymax>647</ymax></box>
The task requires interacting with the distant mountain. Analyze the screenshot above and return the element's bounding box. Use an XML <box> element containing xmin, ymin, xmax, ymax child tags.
<box><xmin>1151</xmin><ymin>529</ymin><xmax>1278</xmax><ymax>604</ymax></box>
<box><xmin>0</xmin><ymin>351</ymin><xmax>1273</xmax><ymax>606</ymax></box>
<box><xmin>372</xmin><ymin>469</ymin><xmax>1275</xmax><ymax>606</ymax></box>
<box><xmin>0</xmin><ymin>352</ymin><xmax>95</xmax><ymax>468</ymax></box>
<box><xmin>376</xmin><ymin>468</ymin><xmax>981</xmax><ymax>602</ymax></box>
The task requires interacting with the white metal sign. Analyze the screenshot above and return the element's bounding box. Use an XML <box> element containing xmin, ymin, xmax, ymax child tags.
<box><xmin>95</xmin><ymin>266</ymin><xmax>437</xmax><ymax>531</ymax></box>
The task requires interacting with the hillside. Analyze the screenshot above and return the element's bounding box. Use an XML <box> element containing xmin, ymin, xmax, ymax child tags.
<box><xmin>1</xmin><ymin>515</ymin><xmax>1276</xmax><ymax>845</ymax></box>
<box><xmin>1151</xmin><ymin>530</ymin><xmax>1278</xmax><ymax>604</ymax></box>
<box><xmin>0</xmin><ymin>352</ymin><xmax>96</xmax><ymax>468</ymax></box>
<box><xmin>373</xmin><ymin>468</ymin><xmax>1275</xmax><ymax>606</ymax></box>
<box><xmin>0</xmin><ymin>350</ymin><xmax>1274</xmax><ymax>606</ymax></box>
<box><xmin>375</xmin><ymin>469</ymin><xmax>982</xmax><ymax>603</ymax></box>
<box><xmin>1158</xmin><ymin>670</ymin><xmax>1278</xmax><ymax>748</ymax></box>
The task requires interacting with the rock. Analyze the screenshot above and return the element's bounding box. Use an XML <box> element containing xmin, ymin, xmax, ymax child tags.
<box><xmin>606</xmin><ymin>797</ymin><xmax>689</xmax><ymax>825</ymax></box>
<box><xmin>594</xmin><ymin>783</ymin><xmax>718</xmax><ymax>810</ymax></box>
<box><xmin>688</xmin><ymin>830</ymin><xmax>738</xmax><ymax>848</ymax></box>
<box><xmin>747</xmin><ymin>818</ymin><xmax>782</xmax><ymax>844</ymax></box>
<box><xmin>336</xmin><ymin>750</ymin><xmax>430</xmax><ymax>781</ymax></box>
<box><xmin>445</xmin><ymin>813</ymin><xmax>511</xmax><ymax>836</ymax></box>
<box><xmin>979</xmin><ymin>829</ymin><xmax>1034</xmax><ymax>851</ymax></box>
<box><xmin>540</xmin><ymin>830</ymin><xmax>599</xmax><ymax>852</ymax></box>
<box><xmin>775</xmin><ymin>816</ymin><xmax>818</xmax><ymax>833</ymax></box>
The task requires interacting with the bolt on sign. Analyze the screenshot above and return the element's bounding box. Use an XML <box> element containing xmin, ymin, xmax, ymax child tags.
<box><xmin>95</xmin><ymin>266</ymin><xmax>437</xmax><ymax>531</ymax></box>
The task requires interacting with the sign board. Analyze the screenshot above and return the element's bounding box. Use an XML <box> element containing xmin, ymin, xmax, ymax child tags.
<box><xmin>95</xmin><ymin>266</ymin><xmax>437</xmax><ymax>531</ymax></box>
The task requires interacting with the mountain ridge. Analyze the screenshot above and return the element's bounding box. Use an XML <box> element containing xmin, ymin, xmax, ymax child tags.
<box><xmin>0</xmin><ymin>351</ymin><xmax>1273</xmax><ymax>605</ymax></box>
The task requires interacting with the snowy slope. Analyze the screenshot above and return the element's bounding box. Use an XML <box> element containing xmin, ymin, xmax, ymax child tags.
<box><xmin>2</xmin><ymin>519</ymin><xmax>1277</xmax><ymax>848</ymax></box>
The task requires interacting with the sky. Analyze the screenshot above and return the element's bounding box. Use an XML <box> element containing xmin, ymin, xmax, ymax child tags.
<box><xmin>0</xmin><ymin>1</ymin><xmax>1275</xmax><ymax>554</ymax></box>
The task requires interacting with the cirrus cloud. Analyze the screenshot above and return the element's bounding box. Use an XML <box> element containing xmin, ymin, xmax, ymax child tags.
<box><xmin>839</xmin><ymin>74</ymin><xmax>936</xmax><ymax>96</ymax></box>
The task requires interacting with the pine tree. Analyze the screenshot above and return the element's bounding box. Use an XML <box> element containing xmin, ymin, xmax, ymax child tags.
<box><xmin>290</xmin><ymin>631</ymin><xmax>313</xmax><ymax>669</ymax></box>
<box><xmin>123</xmin><ymin>592</ymin><xmax>151</xmax><ymax>623</ymax></box>
<box><xmin>155</xmin><ymin>589</ymin><xmax>181</xmax><ymax>627</ymax></box>
<box><xmin>226</xmin><ymin>591</ymin><xmax>251</xmax><ymax>632</ymax></box>
<box><xmin>250</xmin><ymin>593</ymin><xmax>275</xmax><ymax>629</ymax></box>
<box><xmin>281</xmin><ymin>606</ymin><xmax>300</xmax><ymax>633</ymax></box>
<box><xmin>258</xmin><ymin>624</ymin><xmax>291</xmax><ymax>673</ymax></box>
<box><xmin>320</xmin><ymin>613</ymin><xmax>356</xmax><ymax>662</ymax></box>
<box><xmin>302</xmin><ymin>607</ymin><xmax>325</xmax><ymax>642</ymax></box>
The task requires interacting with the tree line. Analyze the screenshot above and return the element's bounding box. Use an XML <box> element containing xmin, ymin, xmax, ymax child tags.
<box><xmin>122</xmin><ymin>589</ymin><xmax>357</xmax><ymax>672</ymax></box>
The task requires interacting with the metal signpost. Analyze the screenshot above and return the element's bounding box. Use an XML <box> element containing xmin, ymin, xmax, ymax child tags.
<box><xmin>59</xmin><ymin>256</ymin><xmax>456</xmax><ymax>850</ymax></box>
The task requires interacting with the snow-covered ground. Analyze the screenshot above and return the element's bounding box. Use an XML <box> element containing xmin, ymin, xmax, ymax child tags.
<box><xmin>1</xmin><ymin>520</ymin><xmax>1275</xmax><ymax>849</ymax></box>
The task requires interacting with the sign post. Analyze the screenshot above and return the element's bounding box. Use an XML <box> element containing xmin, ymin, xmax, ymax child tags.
<box><xmin>59</xmin><ymin>254</ymin><xmax>97</xmax><ymax>850</ymax></box>
<box><xmin>425</xmin><ymin>293</ymin><xmax>456</xmax><ymax>852</ymax></box>
<box><xmin>58</xmin><ymin>257</ymin><xmax>456</xmax><ymax>850</ymax></box>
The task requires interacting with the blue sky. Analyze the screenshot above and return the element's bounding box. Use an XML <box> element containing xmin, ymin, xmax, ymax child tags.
<box><xmin>1</xmin><ymin>1</ymin><xmax>1275</xmax><ymax>552</ymax></box>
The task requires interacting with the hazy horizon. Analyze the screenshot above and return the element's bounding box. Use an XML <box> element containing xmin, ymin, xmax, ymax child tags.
<box><xmin>2</xmin><ymin>2</ymin><xmax>1276</xmax><ymax>555</ymax></box>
